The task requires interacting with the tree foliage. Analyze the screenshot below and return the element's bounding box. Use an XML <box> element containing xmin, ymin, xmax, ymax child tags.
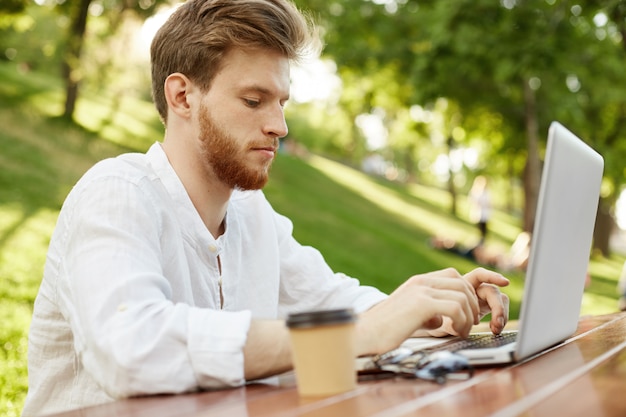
<box><xmin>0</xmin><ymin>0</ymin><xmax>28</xmax><ymax>15</ymax></box>
<box><xmin>297</xmin><ymin>0</ymin><xmax>626</xmax><ymax>254</ymax></box>
<box><xmin>47</xmin><ymin>0</ymin><xmax>171</xmax><ymax>120</ymax></box>
<box><xmin>4</xmin><ymin>0</ymin><xmax>626</xmax><ymax>253</ymax></box>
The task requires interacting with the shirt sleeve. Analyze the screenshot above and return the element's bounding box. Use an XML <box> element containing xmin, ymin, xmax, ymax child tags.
<box><xmin>57</xmin><ymin>169</ymin><xmax>250</xmax><ymax>398</ymax></box>
<box><xmin>270</xmin><ymin>205</ymin><xmax>388</xmax><ymax>317</ymax></box>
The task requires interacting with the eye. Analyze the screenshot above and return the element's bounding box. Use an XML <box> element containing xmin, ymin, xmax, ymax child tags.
<box><xmin>243</xmin><ymin>98</ymin><xmax>260</xmax><ymax>108</ymax></box>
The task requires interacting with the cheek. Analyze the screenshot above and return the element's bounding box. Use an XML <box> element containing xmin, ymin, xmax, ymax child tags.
<box><xmin>227</xmin><ymin>111</ymin><xmax>260</xmax><ymax>137</ymax></box>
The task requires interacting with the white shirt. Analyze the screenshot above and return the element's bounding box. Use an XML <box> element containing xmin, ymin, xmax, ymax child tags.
<box><xmin>22</xmin><ymin>143</ymin><xmax>387</xmax><ymax>417</ymax></box>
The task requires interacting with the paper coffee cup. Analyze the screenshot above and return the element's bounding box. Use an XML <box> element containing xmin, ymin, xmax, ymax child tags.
<box><xmin>286</xmin><ymin>308</ymin><xmax>357</xmax><ymax>397</ymax></box>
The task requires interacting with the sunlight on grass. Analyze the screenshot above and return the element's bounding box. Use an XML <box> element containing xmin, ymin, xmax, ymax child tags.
<box><xmin>308</xmin><ymin>155</ymin><xmax>523</xmax><ymax>254</ymax></box>
<box><xmin>74</xmin><ymin>96</ymin><xmax>115</xmax><ymax>132</ymax></box>
<box><xmin>479</xmin><ymin>214</ymin><xmax>523</xmax><ymax>244</ymax></box>
<box><xmin>0</xmin><ymin>302</ymin><xmax>31</xmax><ymax>417</ymax></box>
<box><xmin>589</xmin><ymin>257</ymin><xmax>623</xmax><ymax>279</ymax></box>
<box><xmin>29</xmin><ymin>91</ymin><xmax>64</xmax><ymax>117</ymax></box>
<box><xmin>308</xmin><ymin>155</ymin><xmax>478</xmax><ymax>244</ymax></box>
<box><xmin>403</xmin><ymin>182</ymin><xmax>452</xmax><ymax>208</ymax></box>
<box><xmin>306</xmin><ymin>153</ymin><xmax>624</xmax><ymax>319</ymax></box>
<box><xmin>75</xmin><ymin>93</ymin><xmax>163</xmax><ymax>152</ymax></box>
<box><xmin>581</xmin><ymin>292</ymin><xmax>619</xmax><ymax>316</ymax></box>
<box><xmin>584</xmin><ymin>256</ymin><xmax>622</xmax><ymax>315</ymax></box>
<box><xmin>0</xmin><ymin>205</ymin><xmax>58</xmax><ymax>417</ymax></box>
<box><xmin>0</xmin><ymin>205</ymin><xmax>56</xmax><ymax>300</ymax></box>
<box><xmin>0</xmin><ymin>203</ymin><xmax>25</xmax><ymax>233</ymax></box>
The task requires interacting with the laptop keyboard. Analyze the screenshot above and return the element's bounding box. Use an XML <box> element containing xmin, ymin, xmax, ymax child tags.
<box><xmin>428</xmin><ymin>332</ymin><xmax>518</xmax><ymax>352</ymax></box>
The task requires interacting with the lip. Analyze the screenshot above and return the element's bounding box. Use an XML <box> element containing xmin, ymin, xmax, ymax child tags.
<box><xmin>252</xmin><ymin>142</ymin><xmax>278</xmax><ymax>151</ymax></box>
<box><xmin>252</xmin><ymin>147</ymin><xmax>277</xmax><ymax>158</ymax></box>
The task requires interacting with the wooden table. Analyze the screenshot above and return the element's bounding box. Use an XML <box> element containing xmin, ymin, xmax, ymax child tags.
<box><xmin>45</xmin><ymin>312</ymin><xmax>626</xmax><ymax>417</ymax></box>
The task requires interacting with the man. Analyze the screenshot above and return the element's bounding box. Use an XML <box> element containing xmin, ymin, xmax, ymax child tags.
<box><xmin>22</xmin><ymin>0</ymin><xmax>509</xmax><ymax>415</ymax></box>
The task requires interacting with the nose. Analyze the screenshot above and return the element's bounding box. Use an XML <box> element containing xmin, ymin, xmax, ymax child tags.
<box><xmin>264</xmin><ymin>104</ymin><xmax>288</xmax><ymax>139</ymax></box>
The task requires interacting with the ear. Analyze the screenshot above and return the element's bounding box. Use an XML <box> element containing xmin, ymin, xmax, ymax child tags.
<box><xmin>164</xmin><ymin>73</ymin><xmax>196</xmax><ymax>120</ymax></box>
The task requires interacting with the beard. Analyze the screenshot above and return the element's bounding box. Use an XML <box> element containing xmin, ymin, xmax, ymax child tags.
<box><xmin>198</xmin><ymin>104</ymin><xmax>276</xmax><ymax>191</ymax></box>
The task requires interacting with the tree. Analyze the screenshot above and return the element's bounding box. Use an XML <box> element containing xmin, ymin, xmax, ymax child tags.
<box><xmin>0</xmin><ymin>0</ymin><xmax>28</xmax><ymax>15</ymax></box>
<box><xmin>53</xmin><ymin>0</ymin><xmax>170</xmax><ymax>121</ymax></box>
<box><xmin>61</xmin><ymin>0</ymin><xmax>91</xmax><ymax>120</ymax></box>
<box><xmin>298</xmin><ymin>0</ymin><xmax>626</xmax><ymax>254</ymax></box>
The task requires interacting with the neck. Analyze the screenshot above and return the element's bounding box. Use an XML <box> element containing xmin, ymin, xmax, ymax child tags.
<box><xmin>161</xmin><ymin>139</ymin><xmax>231</xmax><ymax>239</ymax></box>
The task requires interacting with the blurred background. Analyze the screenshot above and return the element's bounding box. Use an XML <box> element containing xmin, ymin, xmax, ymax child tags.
<box><xmin>2</xmin><ymin>0</ymin><xmax>626</xmax><ymax>415</ymax></box>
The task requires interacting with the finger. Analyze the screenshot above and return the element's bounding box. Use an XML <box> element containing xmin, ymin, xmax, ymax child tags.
<box><xmin>451</xmin><ymin>277</ymin><xmax>481</xmax><ymax>324</ymax></box>
<box><xmin>464</xmin><ymin>267</ymin><xmax>510</xmax><ymax>290</ymax></box>
<box><xmin>428</xmin><ymin>291</ymin><xmax>475</xmax><ymax>337</ymax></box>
<box><xmin>492</xmin><ymin>293</ymin><xmax>510</xmax><ymax>334</ymax></box>
<box><xmin>488</xmin><ymin>296</ymin><xmax>510</xmax><ymax>335</ymax></box>
<box><xmin>476</xmin><ymin>284</ymin><xmax>510</xmax><ymax>334</ymax></box>
<box><xmin>422</xmin><ymin>315</ymin><xmax>443</xmax><ymax>330</ymax></box>
<box><xmin>420</xmin><ymin>267</ymin><xmax>463</xmax><ymax>280</ymax></box>
<box><xmin>414</xmin><ymin>274</ymin><xmax>481</xmax><ymax>323</ymax></box>
<box><xmin>440</xmin><ymin>267</ymin><xmax>463</xmax><ymax>279</ymax></box>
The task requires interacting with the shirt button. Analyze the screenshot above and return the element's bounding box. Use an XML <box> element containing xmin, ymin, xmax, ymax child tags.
<box><xmin>208</xmin><ymin>244</ymin><xmax>218</xmax><ymax>253</ymax></box>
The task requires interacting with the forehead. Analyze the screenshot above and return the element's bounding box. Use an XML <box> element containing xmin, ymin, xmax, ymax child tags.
<box><xmin>213</xmin><ymin>48</ymin><xmax>290</xmax><ymax>97</ymax></box>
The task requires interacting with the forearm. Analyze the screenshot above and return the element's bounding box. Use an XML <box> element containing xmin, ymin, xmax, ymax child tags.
<box><xmin>77</xmin><ymin>305</ymin><xmax>252</xmax><ymax>397</ymax></box>
<box><xmin>243</xmin><ymin>320</ymin><xmax>293</xmax><ymax>380</ymax></box>
<box><xmin>354</xmin><ymin>298</ymin><xmax>424</xmax><ymax>356</ymax></box>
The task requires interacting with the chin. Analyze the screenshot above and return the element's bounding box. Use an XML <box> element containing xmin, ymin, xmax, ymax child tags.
<box><xmin>233</xmin><ymin>175</ymin><xmax>269</xmax><ymax>191</ymax></box>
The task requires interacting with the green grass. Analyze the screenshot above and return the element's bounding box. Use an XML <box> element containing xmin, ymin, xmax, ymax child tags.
<box><xmin>0</xmin><ymin>69</ymin><xmax>131</xmax><ymax>416</ymax></box>
<box><xmin>0</xmin><ymin>60</ymin><xmax>623</xmax><ymax>416</ymax></box>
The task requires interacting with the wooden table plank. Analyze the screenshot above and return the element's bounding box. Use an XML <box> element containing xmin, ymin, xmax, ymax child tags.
<box><xmin>44</xmin><ymin>313</ymin><xmax>626</xmax><ymax>417</ymax></box>
<box><xmin>369</xmin><ymin>312</ymin><xmax>626</xmax><ymax>417</ymax></box>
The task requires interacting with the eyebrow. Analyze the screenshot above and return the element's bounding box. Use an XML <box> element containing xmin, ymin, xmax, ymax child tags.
<box><xmin>239</xmin><ymin>84</ymin><xmax>290</xmax><ymax>102</ymax></box>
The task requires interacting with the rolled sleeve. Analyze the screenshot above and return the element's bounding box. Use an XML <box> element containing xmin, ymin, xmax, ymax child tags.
<box><xmin>187</xmin><ymin>308</ymin><xmax>251</xmax><ymax>389</ymax></box>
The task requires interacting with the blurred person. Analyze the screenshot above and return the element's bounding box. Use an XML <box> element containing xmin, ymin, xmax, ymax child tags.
<box><xmin>22</xmin><ymin>1</ymin><xmax>510</xmax><ymax>416</ymax></box>
<box><xmin>430</xmin><ymin>231</ymin><xmax>530</xmax><ymax>273</ymax></box>
<box><xmin>469</xmin><ymin>175</ymin><xmax>491</xmax><ymax>246</ymax></box>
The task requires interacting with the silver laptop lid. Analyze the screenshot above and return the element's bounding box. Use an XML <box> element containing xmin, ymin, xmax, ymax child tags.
<box><xmin>515</xmin><ymin>121</ymin><xmax>604</xmax><ymax>361</ymax></box>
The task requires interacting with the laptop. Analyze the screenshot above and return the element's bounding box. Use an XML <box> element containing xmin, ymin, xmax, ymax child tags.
<box><xmin>411</xmin><ymin>121</ymin><xmax>604</xmax><ymax>366</ymax></box>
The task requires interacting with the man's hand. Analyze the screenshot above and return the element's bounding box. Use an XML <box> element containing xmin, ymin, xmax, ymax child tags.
<box><xmin>356</xmin><ymin>268</ymin><xmax>509</xmax><ymax>356</ymax></box>
<box><xmin>423</xmin><ymin>268</ymin><xmax>510</xmax><ymax>337</ymax></box>
<box><xmin>466</xmin><ymin>267</ymin><xmax>510</xmax><ymax>334</ymax></box>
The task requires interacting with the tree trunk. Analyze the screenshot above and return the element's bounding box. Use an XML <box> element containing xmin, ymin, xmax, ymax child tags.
<box><xmin>447</xmin><ymin>135</ymin><xmax>457</xmax><ymax>216</ymax></box>
<box><xmin>593</xmin><ymin>198</ymin><xmax>614</xmax><ymax>257</ymax></box>
<box><xmin>523</xmin><ymin>80</ymin><xmax>541</xmax><ymax>233</ymax></box>
<box><xmin>403</xmin><ymin>143</ymin><xmax>417</xmax><ymax>183</ymax></box>
<box><xmin>506</xmin><ymin>152</ymin><xmax>516</xmax><ymax>214</ymax></box>
<box><xmin>62</xmin><ymin>0</ymin><xmax>92</xmax><ymax>121</ymax></box>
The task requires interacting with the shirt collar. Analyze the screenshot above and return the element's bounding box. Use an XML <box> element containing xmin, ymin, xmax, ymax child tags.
<box><xmin>146</xmin><ymin>142</ymin><xmax>221</xmax><ymax>243</ymax></box>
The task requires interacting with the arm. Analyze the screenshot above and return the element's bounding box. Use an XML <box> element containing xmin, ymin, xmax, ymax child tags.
<box><xmin>242</xmin><ymin>194</ymin><xmax>508</xmax><ymax>373</ymax></box>
<box><xmin>242</xmin><ymin>267</ymin><xmax>510</xmax><ymax>378</ymax></box>
<box><xmin>243</xmin><ymin>320</ymin><xmax>292</xmax><ymax>380</ymax></box>
<box><xmin>60</xmin><ymin>170</ymin><xmax>252</xmax><ymax>397</ymax></box>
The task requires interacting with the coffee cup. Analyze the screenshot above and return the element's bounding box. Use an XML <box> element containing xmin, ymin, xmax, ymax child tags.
<box><xmin>286</xmin><ymin>308</ymin><xmax>357</xmax><ymax>397</ymax></box>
